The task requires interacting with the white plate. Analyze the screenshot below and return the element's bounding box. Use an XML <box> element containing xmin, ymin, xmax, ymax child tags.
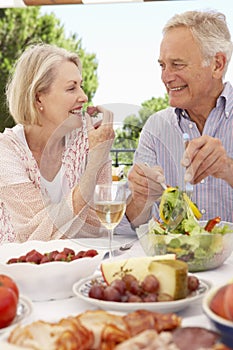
<box><xmin>0</xmin><ymin>295</ymin><xmax>33</xmax><ymax>335</ymax></box>
<box><xmin>73</xmin><ymin>274</ymin><xmax>211</xmax><ymax>313</ymax></box>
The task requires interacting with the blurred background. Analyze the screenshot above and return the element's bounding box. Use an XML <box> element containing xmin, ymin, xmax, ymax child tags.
<box><xmin>0</xmin><ymin>0</ymin><xmax>232</xmax><ymax>175</ymax></box>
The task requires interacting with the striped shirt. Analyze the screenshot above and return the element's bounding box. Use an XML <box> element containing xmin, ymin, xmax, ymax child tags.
<box><xmin>134</xmin><ymin>81</ymin><xmax>233</xmax><ymax>222</ymax></box>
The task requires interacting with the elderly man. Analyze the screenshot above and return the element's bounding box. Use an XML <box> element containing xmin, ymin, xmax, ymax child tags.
<box><xmin>125</xmin><ymin>10</ymin><xmax>233</xmax><ymax>229</ymax></box>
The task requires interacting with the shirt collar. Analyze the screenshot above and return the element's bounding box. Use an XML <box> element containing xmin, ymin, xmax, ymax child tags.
<box><xmin>174</xmin><ymin>81</ymin><xmax>233</xmax><ymax>121</ymax></box>
<box><xmin>175</xmin><ymin>108</ymin><xmax>189</xmax><ymax>121</ymax></box>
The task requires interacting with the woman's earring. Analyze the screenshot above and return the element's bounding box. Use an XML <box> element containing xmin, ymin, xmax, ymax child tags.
<box><xmin>40</xmin><ymin>106</ymin><xmax>43</xmax><ymax>111</ymax></box>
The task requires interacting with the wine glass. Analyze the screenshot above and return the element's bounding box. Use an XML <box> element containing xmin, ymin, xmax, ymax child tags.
<box><xmin>94</xmin><ymin>182</ymin><xmax>126</xmax><ymax>258</ymax></box>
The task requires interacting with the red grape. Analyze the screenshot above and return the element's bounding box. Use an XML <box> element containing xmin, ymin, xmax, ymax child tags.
<box><xmin>111</xmin><ymin>279</ymin><xmax>126</xmax><ymax>295</ymax></box>
<box><xmin>127</xmin><ymin>280</ymin><xmax>141</xmax><ymax>295</ymax></box>
<box><xmin>141</xmin><ymin>275</ymin><xmax>160</xmax><ymax>294</ymax></box>
<box><xmin>89</xmin><ymin>284</ymin><xmax>105</xmax><ymax>300</ymax></box>
<box><xmin>122</xmin><ymin>274</ymin><xmax>137</xmax><ymax>289</ymax></box>
<box><xmin>127</xmin><ymin>294</ymin><xmax>143</xmax><ymax>302</ymax></box>
<box><xmin>188</xmin><ymin>275</ymin><xmax>200</xmax><ymax>291</ymax></box>
<box><xmin>142</xmin><ymin>293</ymin><xmax>157</xmax><ymax>302</ymax></box>
<box><xmin>104</xmin><ymin>286</ymin><xmax>121</xmax><ymax>302</ymax></box>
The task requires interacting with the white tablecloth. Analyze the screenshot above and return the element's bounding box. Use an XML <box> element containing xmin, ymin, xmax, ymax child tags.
<box><xmin>26</xmin><ymin>239</ymin><xmax>233</xmax><ymax>330</ymax></box>
<box><xmin>1</xmin><ymin>236</ymin><xmax>233</xmax><ymax>350</ymax></box>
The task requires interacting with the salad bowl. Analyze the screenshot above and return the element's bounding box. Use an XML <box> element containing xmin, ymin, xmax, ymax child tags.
<box><xmin>136</xmin><ymin>220</ymin><xmax>233</xmax><ymax>272</ymax></box>
<box><xmin>137</xmin><ymin>186</ymin><xmax>233</xmax><ymax>272</ymax></box>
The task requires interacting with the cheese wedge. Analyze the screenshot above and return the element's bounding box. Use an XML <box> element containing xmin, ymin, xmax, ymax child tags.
<box><xmin>149</xmin><ymin>259</ymin><xmax>188</xmax><ymax>300</ymax></box>
<box><xmin>101</xmin><ymin>254</ymin><xmax>176</xmax><ymax>285</ymax></box>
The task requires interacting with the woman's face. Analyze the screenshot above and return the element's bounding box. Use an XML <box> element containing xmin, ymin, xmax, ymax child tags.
<box><xmin>158</xmin><ymin>26</ymin><xmax>219</xmax><ymax>115</ymax></box>
<box><xmin>38</xmin><ymin>60</ymin><xmax>88</xmax><ymax>129</ymax></box>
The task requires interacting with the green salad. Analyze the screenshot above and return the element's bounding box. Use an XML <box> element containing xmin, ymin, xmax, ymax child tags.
<box><xmin>146</xmin><ymin>187</ymin><xmax>233</xmax><ymax>271</ymax></box>
<box><xmin>148</xmin><ymin>214</ymin><xmax>231</xmax><ymax>236</ymax></box>
<box><xmin>152</xmin><ymin>186</ymin><xmax>229</xmax><ymax>235</ymax></box>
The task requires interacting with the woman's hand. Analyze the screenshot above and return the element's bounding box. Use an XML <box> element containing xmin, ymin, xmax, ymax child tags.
<box><xmin>86</xmin><ymin>105</ymin><xmax>115</xmax><ymax>158</ymax></box>
<box><xmin>73</xmin><ymin>106</ymin><xmax>114</xmax><ymax>214</ymax></box>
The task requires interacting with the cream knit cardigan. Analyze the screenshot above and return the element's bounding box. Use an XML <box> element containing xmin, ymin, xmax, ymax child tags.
<box><xmin>0</xmin><ymin>122</ymin><xmax>111</xmax><ymax>244</ymax></box>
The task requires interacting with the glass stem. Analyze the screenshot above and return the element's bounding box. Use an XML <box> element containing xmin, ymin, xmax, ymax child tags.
<box><xmin>108</xmin><ymin>228</ymin><xmax>114</xmax><ymax>259</ymax></box>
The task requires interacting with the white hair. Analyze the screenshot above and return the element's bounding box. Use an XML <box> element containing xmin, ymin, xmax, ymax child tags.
<box><xmin>163</xmin><ymin>10</ymin><xmax>233</xmax><ymax>76</ymax></box>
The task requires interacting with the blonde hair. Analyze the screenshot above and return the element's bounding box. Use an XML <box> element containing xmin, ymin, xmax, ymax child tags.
<box><xmin>163</xmin><ymin>10</ymin><xmax>233</xmax><ymax>76</ymax></box>
<box><xmin>6</xmin><ymin>43</ymin><xmax>82</xmax><ymax>125</ymax></box>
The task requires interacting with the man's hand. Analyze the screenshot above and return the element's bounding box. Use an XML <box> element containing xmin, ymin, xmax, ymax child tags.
<box><xmin>126</xmin><ymin>163</ymin><xmax>166</xmax><ymax>226</ymax></box>
<box><xmin>181</xmin><ymin>135</ymin><xmax>233</xmax><ymax>186</ymax></box>
<box><xmin>128</xmin><ymin>163</ymin><xmax>165</xmax><ymax>204</ymax></box>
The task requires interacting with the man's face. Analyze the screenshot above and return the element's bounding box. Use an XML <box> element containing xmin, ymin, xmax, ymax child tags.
<box><xmin>158</xmin><ymin>26</ymin><xmax>217</xmax><ymax>113</ymax></box>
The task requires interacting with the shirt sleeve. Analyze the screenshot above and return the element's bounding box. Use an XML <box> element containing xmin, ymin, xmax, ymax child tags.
<box><xmin>132</xmin><ymin>123</ymin><xmax>161</xmax><ymax>220</ymax></box>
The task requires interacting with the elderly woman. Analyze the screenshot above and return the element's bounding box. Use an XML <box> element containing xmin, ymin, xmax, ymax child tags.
<box><xmin>0</xmin><ymin>43</ymin><xmax>114</xmax><ymax>243</ymax></box>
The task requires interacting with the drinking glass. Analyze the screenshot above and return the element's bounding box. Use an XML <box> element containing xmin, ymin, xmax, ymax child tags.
<box><xmin>94</xmin><ymin>182</ymin><xmax>126</xmax><ymax>258</ymax></box>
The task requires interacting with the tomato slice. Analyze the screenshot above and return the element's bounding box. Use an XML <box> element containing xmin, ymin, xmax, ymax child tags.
<box><xmin>204</xmin><ymin>216</ymin><xmax>221</xmax><ymax>232</ymax></box>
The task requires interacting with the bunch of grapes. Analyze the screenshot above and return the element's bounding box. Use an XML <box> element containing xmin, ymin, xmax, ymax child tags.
<box><xmin>89</xmin><ymin>274</ymin><xmax>199</xmax><ymax>303</ymax></box>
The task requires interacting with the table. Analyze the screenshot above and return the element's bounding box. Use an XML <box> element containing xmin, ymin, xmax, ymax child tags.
<box><xmin>27</xmin><ymin>238</ymin><xmax>233</xmax><ymax>328</ymax></box>
<box><xmin>1</xmin><ymin>236</ymin><xmax>233</xmax><ymax>349</ymax></box>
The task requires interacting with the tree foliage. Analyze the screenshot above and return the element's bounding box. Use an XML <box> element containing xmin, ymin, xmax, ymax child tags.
<box><xmin>0</xmin><ymin>7</ymin><xmax>98</xmax><ymax>132</ymax></box>
<box><xmin>141</xmin><ymin>94</ymin><xmax>169</xmax><ymax>114</ymax></box>
<box><xmin>112</xmin><ymin>94</ymin><xmax>169</xmax><ymax>166</ymax></box>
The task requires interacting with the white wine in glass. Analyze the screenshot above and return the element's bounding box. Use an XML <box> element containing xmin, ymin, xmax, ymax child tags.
<box><xmin>94</xmin><ymin>183</ymin><xmax>126</xmax><ymax>258</ymax></box>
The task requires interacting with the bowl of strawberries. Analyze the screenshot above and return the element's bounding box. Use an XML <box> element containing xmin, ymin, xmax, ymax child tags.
<box><xmin>0</xmin><ymin>240</ymin><xmax>105</xmax><ymax>301</ymax></box>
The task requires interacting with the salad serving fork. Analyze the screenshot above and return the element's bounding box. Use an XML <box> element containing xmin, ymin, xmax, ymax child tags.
<box><xmin>144</xmin><ymin>163</ymin><xmax>187</xmax><ymax>230</ymax></box>
<box><xmin>160</xmin><ymin>184</ymin><xmax>187</xmax><ymax>229</ymax></box>
<box><xmin>183</xmin><ymin>133</ymin><xmax>194</xmax><ymax>199</ymax></box>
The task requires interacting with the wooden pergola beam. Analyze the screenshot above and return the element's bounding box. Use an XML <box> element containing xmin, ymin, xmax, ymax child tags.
<box><xmin>24</xmin><ymin>0</ymin><xmax>153</xmax><ymax>5</ymax></box>
<box><xmin>0</xmin><ymin>0</ymin><xmax>158</xmax><ymax>7</ymax></box>
<box><xmin>24</xmin><ymin>0</ymin><xmax>83</xmax><ymax>4</ymax></box>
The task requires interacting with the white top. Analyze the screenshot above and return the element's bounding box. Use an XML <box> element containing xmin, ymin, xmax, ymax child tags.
<box><xmin>40</xmin><ymin>170</ymin><xmax>64</xmax><ymax>204</ymax></box>
<box><xmin>13</xmin><ymin>124</ymin><xmax>66</xmax><ymax>204</ymax></box>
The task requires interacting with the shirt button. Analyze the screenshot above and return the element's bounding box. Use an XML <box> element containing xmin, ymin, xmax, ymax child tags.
<box><xmin>189</xmin><ymin>123</ymin><xmax>193</xmax><ymax>129</ymax></box>
<box><xmin>226</xmin><ymin>111</ymin><xmax>229</xmax><ymax>118</ymax></box>
<box><xmin>200</xmin><ymin>179</ymin><xmax>205</xmax><ymax>184</ymax></box>
<box><xmin>201</xmin><ymin>209</ymin><xmax>206</xmax><ymax>214</ymax></box>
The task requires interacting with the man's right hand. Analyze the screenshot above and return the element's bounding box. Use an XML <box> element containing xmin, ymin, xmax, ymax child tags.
<box><xmin>126</xmin><ymin>163</ymin><xmax>166</xmax><ymax>226</ymax></box>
